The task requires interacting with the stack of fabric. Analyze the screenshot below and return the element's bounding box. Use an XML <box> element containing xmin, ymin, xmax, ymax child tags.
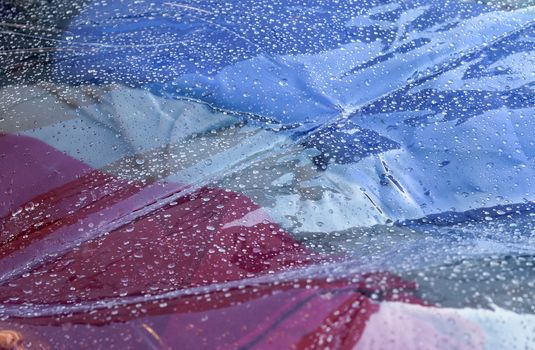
<box><xmin>1</xmin><ymin>0</ymin><xmax>535</xmax><ymax>348</ymax></box>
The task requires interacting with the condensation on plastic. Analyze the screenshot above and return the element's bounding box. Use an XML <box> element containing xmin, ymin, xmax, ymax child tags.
<box><xmin>1</xmin><ymin>0</ymin><xmax>535</xmax><ymax>348</ymax></box>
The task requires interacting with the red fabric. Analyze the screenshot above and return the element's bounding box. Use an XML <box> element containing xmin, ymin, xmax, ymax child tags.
<box><xmin>0</xmin><ymin>134</ymin><xmax>424</xmax><ymax>349</ymax></box>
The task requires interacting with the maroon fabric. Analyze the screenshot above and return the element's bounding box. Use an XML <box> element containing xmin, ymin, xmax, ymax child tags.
<box><xmin>0</xmin><ymin>134</ymin><xmax>424</xmax><ymax>349</ymax></box>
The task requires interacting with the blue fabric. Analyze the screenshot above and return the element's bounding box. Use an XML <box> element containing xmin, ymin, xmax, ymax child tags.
<box><xmin>54</xmin><ymin>0</ymin><xmax>535</xmax><ymax>165</ymax></box>
<box><xmin>53</xmin><ymin>0</ymin><xmax>498</xmax><ymax>122</ymax></box>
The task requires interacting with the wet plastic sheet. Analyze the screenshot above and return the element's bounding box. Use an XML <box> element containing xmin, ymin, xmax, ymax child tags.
<box><xmin>1</xmin><ymin>0</ymin><xmax>535</xmax><ymax>348</ymax></box>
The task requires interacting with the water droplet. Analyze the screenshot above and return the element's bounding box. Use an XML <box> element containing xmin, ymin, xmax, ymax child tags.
<box><xmin>24</xmin><ymin>202</ymin><xmax>35</xmax><ymax>212</ymax></box>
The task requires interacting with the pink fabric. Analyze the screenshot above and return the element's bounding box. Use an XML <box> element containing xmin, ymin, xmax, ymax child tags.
<box><xmin>0</xmin><ymin>134</ymin><xmax>91</xmax><ymax>218</ymax></box>
<box><xmin>357</xmin><ymin>302</ymin><xmax>486</xmax><ymax>350</ymax></box>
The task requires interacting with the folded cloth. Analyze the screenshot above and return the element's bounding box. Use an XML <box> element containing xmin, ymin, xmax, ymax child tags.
<box><xmin>49</xmin><ymin>0</ymin><xmax>535</xmax><ymax>232</ymax></box>
<box><xmin>0</xmin><ymin>133</ymin><xmax>429</xmax><ymax>349</ymax></box>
